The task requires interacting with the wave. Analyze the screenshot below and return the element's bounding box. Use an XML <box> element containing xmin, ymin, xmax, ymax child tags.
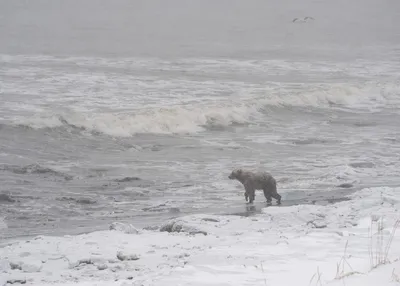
<box><xmin>11</xmin><ymin>103</ymin><xmax>260</xmax><ymax>136</ymax></box>
<box><xmin>0</xmin><ymin>164</ymin><xmax>73</xmax><ymax>181</ymax></box>
<box><xmin>2</xmin><ymin>54</ymin><xmax>399</xmax><ymax>79</ymax></box>
<box><xmin>4</xmin><ymin>81</ymin><xmax>399</xmax><ymax>136</ymax></box>
<box><xmin>264</xmin><ymin>82</ymin><xmax>398</xmax><ymax>111</ymax></box>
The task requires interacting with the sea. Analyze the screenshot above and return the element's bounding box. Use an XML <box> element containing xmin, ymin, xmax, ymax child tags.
<box><xmin>1</xmin><ymin>0</ymin><xmax>400</xmax><ymax>241</ymax></box>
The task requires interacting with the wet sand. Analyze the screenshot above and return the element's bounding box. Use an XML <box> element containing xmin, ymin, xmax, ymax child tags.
<box><xmin>219</xmin><ymin>187</ymin><xmax>355</xmax><ymax>217</ymax></box>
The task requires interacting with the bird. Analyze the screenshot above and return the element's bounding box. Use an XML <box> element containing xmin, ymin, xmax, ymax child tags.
<box><xmin>292</xmin><ymin>16</ymin><xmax>315</xmax><ymax>23</ymax></box>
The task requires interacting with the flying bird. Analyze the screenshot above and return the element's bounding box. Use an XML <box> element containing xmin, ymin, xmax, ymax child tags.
<box><xmin>292</xmin><ymin>16</ymin><xmax>315</xmax><ymax>23</ymax></box>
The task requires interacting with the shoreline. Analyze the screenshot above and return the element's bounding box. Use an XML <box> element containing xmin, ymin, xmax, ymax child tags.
<box><xmin>1</xmin><ymin>186</ymin><xmax>357</xmax><ymax>246</ymax></box>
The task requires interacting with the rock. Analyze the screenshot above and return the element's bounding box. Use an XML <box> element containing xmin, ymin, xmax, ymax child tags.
<box><xmin>307</xmin><ymin>220</ymin><xmax>327</xmax><ymax>229</ymax></box>
<box><xmin>201</xmin><ymin>217</ymin><xmax>219</xmax><ymax>222</ymax></box>
<box><xmin>160</xmin><ymin>221</ymin><xmax>178</xmax><ymax>232</ymax></box>
<box><xmin>109</xmin><ymin>222</ymin><xmax>139</xmax><ymax>234</ymax></box>
<box><xmin>6</xmin><ymin>279</ymin><xmax>26</xmax><ymax>285</ymax></box>
<box><xmin>111</xmin><ymin>265</ymin><xmax>123</xmax><ymax>272</ymax></box>
<box><xmin>177</xmin><ymin>253</ymin><xmax>190</xmax><ymax>259</ymax></box>
<box><xmin>97</xmin><ymin>264</ymin><xmax>108</xmax><ymax>270</ymax></box>
<box><xmin>114</xmin><ymin>177</ymin><xmax>141</xmax><ymax>182</ymax></box>
<box><xmin>20</xmin><ymin>260</ymin><xmax>42</xmax><ymax>273</ymax></box>
<box><xmin>337</xmin><ymin>183</ymin><xmax>354</xmax><ymax>188</ymax></box>
<box><xmin>8</xmin><ymin>260</ymin><xmax>41</xmax><ymax>273</ymax></box>
<box><xmin>0</xmin><ymin>194</ymin><xmax>15</xmax><ymax>203</ymax></box>
<box><xmin>77</xmin><ymin>259</ymin><xmax>94</xmax><ymax>265</ymax></box>
<box><xmin>116</xmin><ymin>251</ymin><xmax>139</xmax><ymax>261</ymax></box>
<box><xmin>160</xmin><ymin>220</ymin><xmax>207</xmax><ymax>236</ymax></box>
<box><xmin>75</xmin><ymin>198</ymin><xmax>97</xmax><ymax>204</ymax></box>
<box><xmin>9</xmin><ymin>262</ymin><xmax>21</xmax><ymax>270</ymax></box>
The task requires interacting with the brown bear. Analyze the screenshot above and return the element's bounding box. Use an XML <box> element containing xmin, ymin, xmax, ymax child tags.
<box><xmin>228</xmin><ymin>168</ymin><xmax>281</xmax><ymax>204</ymax></box>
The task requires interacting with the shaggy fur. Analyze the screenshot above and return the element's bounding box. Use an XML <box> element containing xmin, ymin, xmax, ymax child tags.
<box><xmin>228</xmin><ymin>168</ymin><xmax>281</xmax><ymax>204</ymax></box>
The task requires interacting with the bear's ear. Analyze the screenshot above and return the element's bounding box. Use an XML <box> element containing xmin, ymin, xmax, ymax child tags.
<box><xmin>237</xmin><ymin>169</ymin><xmax>243</xmax><ymax>174</ymax></box>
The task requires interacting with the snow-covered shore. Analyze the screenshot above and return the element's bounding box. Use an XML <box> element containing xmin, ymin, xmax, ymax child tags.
<box><xmin>1</xmin><ymin>187</ymin><xmax>400</xmax><ymax>286</ymax></box>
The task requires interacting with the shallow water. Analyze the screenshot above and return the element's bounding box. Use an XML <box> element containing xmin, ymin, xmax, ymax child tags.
<box><xmin>1</xmin><ymin>0</ymin><xmax>400</xmax><ymax>240</ymax></box>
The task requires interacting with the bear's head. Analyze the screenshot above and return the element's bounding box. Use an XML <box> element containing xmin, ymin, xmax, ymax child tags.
<box><xmin>228</xmin><ymin>169</ymin><xmax>242</xmax><ymax>180</ymax></box>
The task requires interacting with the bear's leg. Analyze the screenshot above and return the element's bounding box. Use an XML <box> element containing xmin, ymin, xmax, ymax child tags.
<box><xmin>268</xmin><ymin>182</ymin><xmax>281</xmax><ymax>204</ymax></box>
<box><xmin>244</xmin><ymin>182</ymin><xmax>255</xmax><ymax>204</ymax></box>
<box><xmin>263</xmin><ymin>188</ymin><xmax>272</xmax><ymax>204</ymax></box>
<box><xmin>248</xmin><ymin>190</ymin><xmax>255</xmax><ymax>203</ymax></box>
<box><xmin>244</xmin><ymin>191</ymin><xmax>248</xmax><ymax>202</ymax></box>
<box><xmin>271</xmin><ymin>191</ymin><xmax>281</xmax><ymax>205</ymax></box>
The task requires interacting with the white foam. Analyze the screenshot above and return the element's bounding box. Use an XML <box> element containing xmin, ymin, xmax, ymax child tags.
<box><xmin>263</xmin><ymin>82</ymin><xmax>396</xmax><ymax>111</ymax></box>
<box><xmin>8</xmin><ymin>80</ymin><xmax>399</xmax><ymax>136</ymax></box>
<box><xmin>2</xmin><ymin>54</ymin><xmax>400</xmax><ymax>101</ymax></box>
<box><xmin>13</xmin><ymin>102</ymin><xmax>260</xmax><ymax>136</ymax></box>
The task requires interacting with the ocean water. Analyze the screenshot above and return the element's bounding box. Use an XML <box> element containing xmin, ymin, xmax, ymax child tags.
<box><xmin>1</xmin><ymin>0</ymin><xmax>400</xmax><ymax>240</ymax></box>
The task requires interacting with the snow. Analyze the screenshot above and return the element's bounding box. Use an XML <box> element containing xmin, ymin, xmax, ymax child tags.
<box><xmin>1</xmin><ymin>186</ymin><xmax>400</xmax><ymax>286</ymax></box>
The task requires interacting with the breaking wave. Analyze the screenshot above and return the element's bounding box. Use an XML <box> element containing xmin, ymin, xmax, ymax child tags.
<box><xmin>264</xmin><ymin>82</ymin><xmax>399</xmax><ymax>111</ymax></box>
<box><xmin>5</xmin><ymin>81</ymin><xmax>399</xmax><ymax>136</ymax></box>
<box><xmin>12</xmin><ymin>103</ymin><xmax>260</xmax><ymax>136</ymax></box>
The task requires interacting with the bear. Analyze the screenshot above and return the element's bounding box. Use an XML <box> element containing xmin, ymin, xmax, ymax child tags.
<box><xmin>228</xmin><ymin>168</ymin><xmax>281</xmax><ymax>204</ymax></box>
